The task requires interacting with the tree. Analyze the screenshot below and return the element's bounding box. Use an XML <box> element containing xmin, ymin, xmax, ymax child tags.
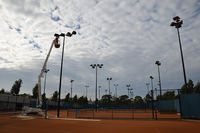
<box><xmin>77</xmin><ymin>96</ymin><xmax>88</xmax><ymax>104</ymax></box>
<box><xmin>133</xmin><ymin>96</ymin><xmax>144</xmax><ymax>105</ymax></box>
<box><xmin>144</xmin><ymin>93</ymin><xmax>152</xmax><ymax>103</ymax></box>
<box><xmin>187</xmin><ymin>79</ymin><xmax>194</xmax><ymax>93</ymax></box>
<box><xmin>42</xmin><ymin>93</ymin><xmax>46</xmax><ymax>101</ymax></box>
<box><xmin>32</xmin><ymin>84</ymin><xmax>38</xmax><ymax>98</ymax></box>
<box><xmin>10</xmin><ymin>79</ymin><xmax>22</xmax><ymax>95</ymax></box>
<box><xmin>161</xmin><ymin>91</ymin><xmax>177</xmax><ymax>100</ymax></box>
<box><xmin>51</xmin><ymin>91</ymin><xmax>58</xmax><ymax>101</ymax></box>
<box><xmin>73</xmin><ymin>95</ymin><xmax>78</xmax><ymax>103</ymax></box>
<box><xmin>100</xmin><ymin>94</ymin><xmax>112</xmax><ymax>104</ymax></box>
<box><xmin>181</xmin><ymin>79</ymin><xmax>194</xmax><ymax>94</ymax></box>
<box><xmin>119</xmin><ymin>95</ymin><xmax>130</xmax><ymax>105</ymax></box>
<box><xmin>64</xmin><ymin>93</ymin><xmax>70</xmax><ymax>102</ymax></box>
<box><xmin>194</xmin><ymin>81</ymin><xmax>200</xmax><ymax>93</ymax></box>
<box><xmin>0</xmin><ymin>88</ymin><xmax>5</xmax><ymax>94</ymax></box>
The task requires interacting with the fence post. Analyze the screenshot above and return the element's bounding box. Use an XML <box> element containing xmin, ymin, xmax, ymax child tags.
<box><xmin>92</xmin><ymin>108</ymin><xmax>94</xmax><ymax>119</ymax></box>
<box><xmin>151</xmin><ymin>90</ymin><xmax>154</xmax><ymax>120</ymax></box>
<box><xmin>45</xmin><ymin>100</ymin><xmax>48</xmax><ymax>119</ymax></box>
<box><xmin>178</xmin><ymin>89</ymin><xmax>183</xmax><ymax>119</ymax></box>
<box><xmin>75</xmin><ymin>108</ymin><xmax>77</xmax><ymax>118</ymax></box>
<box><xmin>112</xmin><ymin>107</ymin><xmax>114</xmax><ymax>119</ymax></box>
<box><xmin>67</xmin><ymin>108</ymin><xmax>69</xmax><ymax>117</ymax></box>
<box><xmin>132</xmin><ymin>103</ymin><xmax>134</xmax><ymax>119</ymax></box>
<box><xmin>7</xmin><ymin>95</ymin><xmax>9</xmax><ymax>111</ymax></box>
<box><xmin>155</xmin><ymin>107</ymin><xmax>158</xmax><ymax>120</ymax></box>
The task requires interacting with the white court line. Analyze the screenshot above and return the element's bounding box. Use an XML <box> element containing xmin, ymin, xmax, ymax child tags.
<box><xmin>50</xmin><ymin>117</ymin><xmax>101</xmax><ymax>122</ymax></box>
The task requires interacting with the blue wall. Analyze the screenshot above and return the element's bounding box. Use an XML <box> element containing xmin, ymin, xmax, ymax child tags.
<box><xmin>180</xmin><ymin>94</ymin><xmax>200</xmax><ymax>119</ymax></box>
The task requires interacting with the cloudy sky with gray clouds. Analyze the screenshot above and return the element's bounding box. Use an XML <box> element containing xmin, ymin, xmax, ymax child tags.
<box><xmin>0</xmin><ymin>0</ymin><xmax>200</xmax><ymax>100</ymax></box>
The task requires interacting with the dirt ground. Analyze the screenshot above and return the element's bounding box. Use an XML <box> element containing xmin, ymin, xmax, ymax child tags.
<box><xmin>0</xmin><ymin>113</ymin><xmax>200</xmax><ymax>133</ymax></box>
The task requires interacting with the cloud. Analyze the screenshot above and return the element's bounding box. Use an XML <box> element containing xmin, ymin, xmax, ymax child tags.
<box><xmin>0</xmin><ymin>0</ymin><xmax>200</xmax><ymax>100</ymax></box>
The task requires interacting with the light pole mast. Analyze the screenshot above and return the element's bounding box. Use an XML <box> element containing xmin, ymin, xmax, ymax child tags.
<box><xmin>114</xmin><ymin>84</ymin><xmax>118</xmax><ymax>97</ymax></box>
<box><xmin>126</xmin><ymin>84</ymin><xmax>131</xmax><ymax>97</ymax></box>
<box><xmin>70</xmin><ymin>80</ymin><xmax>74</xmax><ymax>99</ymax></box>
<box><xmin>107</xmin><ymin>78</ymin><xmax>112</xmax><ymax>95</ymax></box>
<box><xmin>57</xmin><ymin>31</ymin><xmax>76</xmax><ymax>118</ymax></box>
<box><xmin>98</xmin><ymin>86</ymin><xmax>101</xmax><ymax>99</ymax></box>
<box><xmin>85</xmin><ymin>85</ymin><xmax>89</xmax><ymax>98</ymax></box>
<box><xmin>155</xmin><ymin>61</ymin><xmax>162</xmax><ymax>96</ymax></box>
<box><xmin>90</xmin><ymin>64</ymin><xmax>103</xmax><ymax>111</ymax></box>
<box><xmin>170</xmin><ymin>16</ymin><xmax>187</xmax><ymax>87</ymax></box>
<box><xmin>150</xmin><ymin>76</ymin><xmax>154</xmax><ymax>119</ymax></box>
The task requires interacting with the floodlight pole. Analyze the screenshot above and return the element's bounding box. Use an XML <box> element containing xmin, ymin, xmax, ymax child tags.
<box><xmin>98</xmin><ymin>86</ymin><xmax>101</xmax><ymax>99</ymax></box>
<box><xmin>126</xmin><ymin>84</ymin><xmax>131</xmax><ymax>97</ymax></box>
<box><xmin>114</xmin><ymin>84</ymin><xmax>118</xmax><ymax>97</ymax></box>
<box><xmin>57</xmin><ymin>31</ymin><xmax>76</xmax><ymax>118</ymax></box>
<box><xmin>150</xmin><ymin>76</ymin><xmax>154</xmax><ymax>119</ymax></box>
<box><xmin>90</xmin><ymin>64</ymin><xmax>103</xmax><ymax>112</ymax></box>
<box><xmin>170</xmin><ymin>16</ymin><xmax>187</xmax><ymax>87</ymax></box>
<box><xmin>177</xmin><ymin>28</ymin><xmax>187</xmax><ymax>86</ymax></box>
<box><xmin>70</xmin><ymin>80</ymin><xmax>74</xmax><ymax>99</ymax></box>
<box><xmin>85</xmin><ymin>85</ymin><xmax>89</xmax><ymax>98</ymax></box>
<box><xmin>107</xmin><ymin>78</ymin><xmax>112</xmax><ymax>95</ymax></box>
<box><xmin>155</xmin><ymin>61</ymin><xmax>162</xmax><ymax>96</ymax></box>
<box><xmin>57</xmin><ymin>34</ymin><xmax>65</xmax><ymax>118</ymax></box>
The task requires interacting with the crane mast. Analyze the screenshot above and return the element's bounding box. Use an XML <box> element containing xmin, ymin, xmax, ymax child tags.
<box><xmin>37</xmin><ymin>36</ymin><xmax>60</xmax><ymax>107</ymax></box>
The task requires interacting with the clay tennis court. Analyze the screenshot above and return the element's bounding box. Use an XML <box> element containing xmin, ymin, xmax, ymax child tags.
<box><xmin>47</xmin><ymin>109</ymin><xmax>181</xmax><ymax>120</ymax></box>
<box><xmin>1</xmin><ymin>111</ymin><xmax>200</xmax><ymax>133</ymax></box>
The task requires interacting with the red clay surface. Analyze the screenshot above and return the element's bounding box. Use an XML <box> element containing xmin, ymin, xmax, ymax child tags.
<box><xmin>47</xmin><ymin>109</ymin><xmax>180</xmax><ymax>119</ymax></box>
<box><xmin>1</xmin><ymin>112</ymin><xmax>200</xmax><ymax>133</ymax></box>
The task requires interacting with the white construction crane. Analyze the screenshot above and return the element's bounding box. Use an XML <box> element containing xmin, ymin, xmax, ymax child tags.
<box><xmin>37</xmin><ymin>34</ymin><xmax>61</xmax><ymax>107</ymax></box>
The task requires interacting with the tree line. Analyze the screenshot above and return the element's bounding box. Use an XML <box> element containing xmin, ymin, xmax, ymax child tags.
<box><xmin>0</xmin><ymin>78</ymin><xmax>200</xmax><ymax>105</ymax></box>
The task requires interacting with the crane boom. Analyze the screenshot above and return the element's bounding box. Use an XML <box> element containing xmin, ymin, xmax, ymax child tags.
<box><xmin>37</xmin><ymin>38</ymin><xmax>58</xmax><ymax>107</ymax></box>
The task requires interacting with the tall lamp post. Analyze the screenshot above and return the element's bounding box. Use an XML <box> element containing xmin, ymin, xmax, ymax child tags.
<box><xmin>98</xmin><ymin>86</ymin><xmax>101</xmax><ymax>99</ymax></box>
<box><xmin>57</xmin><ymin>31</ymin><xmax>76</xmax><ymax>118</ymax></box>
<box><xmin>126</xmin><ymin>84</ymin><xmax>131</xmax><ymax>97</ymax></box>
<box><xmin>155</xmin><ymin>61</ymin><xmax>162</xmax><ymax>96</ymax></box>
<box><xmin>90</xmin><ymin>64</ymin><xmax>103</xmax><ymax>111</ymax></box>
<box><xmin>70</xmin><ymin>80</ymin><xmax>74</xmax><ymax>99</ymax></box>
<box><xmin>170</xmin><ymin>16</ymin><xmax>187</xmax><ymax>87</ymax></box>
<box><xmin>85</xmin><ymin>85</ymin><xmax>89</xmax><ymax>98</ymax></box>
<box><xmin>114</xmin><ymin>84</ymin><xmax>118</xmax><ymax>97</ymax></box>
<box><xmin>150</xmin><ymin>76</ymin><xmax>154</xmax><ymax>97</ymax></box>
<box><xmin>107</xmin><ymin>78</ymin><xmax>112</xmax><ymax>95</ymax></box>
<box><xmin>150</xmin><ymin>76</ymin><xmax>154</xmax><ymax>119</ymax></box>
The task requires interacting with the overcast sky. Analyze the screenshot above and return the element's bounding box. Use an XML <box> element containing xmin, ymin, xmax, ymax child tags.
<box><xmin>0</xmin><ymin>0</ymin><xmax>200</xmax><ymax>100</ymax></box>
